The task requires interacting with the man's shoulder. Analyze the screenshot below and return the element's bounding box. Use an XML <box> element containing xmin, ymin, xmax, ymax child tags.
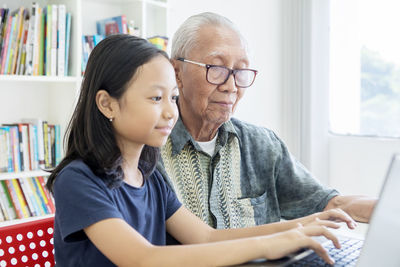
<box><xmin>229</xmin><ymin>118</ymin><xmax>281</xmax><ymax>145</ymax></box>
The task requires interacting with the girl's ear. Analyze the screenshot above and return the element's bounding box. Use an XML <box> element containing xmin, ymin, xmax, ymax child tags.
<box><xmin>96</xmin><ymin>90</ymin><xmax>117</xmax><ymax>120</ymax></box>
<box><xmin>171</xmin><ymin>59</ymin><xmax>183</xmax><ymax>89</ymax></box>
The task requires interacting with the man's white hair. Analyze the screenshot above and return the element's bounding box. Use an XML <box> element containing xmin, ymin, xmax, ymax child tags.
<box><xmin>171</xmin><ymin>12</ymin><xmax>247</xmax><ymax>59</ymax></box>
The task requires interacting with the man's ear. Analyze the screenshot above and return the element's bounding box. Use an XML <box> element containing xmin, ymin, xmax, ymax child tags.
<box><xmin>96</xmin><ymin>90</ymin><xmax>117</xmax><ymax>120</ymax></box>
<box><xmin>171</xmin><ymin>59</ymin><xmax>183</xmax><ymax>89</ymax></box>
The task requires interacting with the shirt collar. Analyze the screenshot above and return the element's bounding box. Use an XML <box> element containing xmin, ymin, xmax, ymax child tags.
<box><xmin>169</xmin><ymin>116</ymin><xmax>240</xmax><ymax>156</ymax></box>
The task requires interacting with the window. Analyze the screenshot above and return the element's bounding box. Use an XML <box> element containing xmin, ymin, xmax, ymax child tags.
<box><xmin>329</xmin><ymin>0</ymin><xmax>400</xmax><ymax>138</ymax></box>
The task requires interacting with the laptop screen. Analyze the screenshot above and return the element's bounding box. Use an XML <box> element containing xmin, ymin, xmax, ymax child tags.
<box><xmin>357</xmin><ymin>154</ymin><xmax>400</xmax><ymax>267</ymax></box>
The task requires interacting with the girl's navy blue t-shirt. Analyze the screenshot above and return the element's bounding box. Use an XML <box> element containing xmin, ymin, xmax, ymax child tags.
<box><xmin>53</xmin><ymin>159</ymin><xmax>182</xmax><ymax>267</ymax></box>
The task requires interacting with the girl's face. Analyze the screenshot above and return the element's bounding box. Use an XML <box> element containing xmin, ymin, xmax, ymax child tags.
<box><xmin>112</xmin><ymin>55</ymin><xmax>178</xmax><ymax>151</ymax></box>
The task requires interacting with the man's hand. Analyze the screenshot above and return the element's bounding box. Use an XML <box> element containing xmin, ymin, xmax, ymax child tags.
<box><xmin>324</xmin><ymin>195</ymin><xmax>377</xmax><ymax>223</ymax></box>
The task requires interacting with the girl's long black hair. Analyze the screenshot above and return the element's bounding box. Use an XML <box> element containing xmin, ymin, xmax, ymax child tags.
<box><xmin>46</xmin><ymin>34</ymin><xmax>168</xmax><ymax>193</ymax></box>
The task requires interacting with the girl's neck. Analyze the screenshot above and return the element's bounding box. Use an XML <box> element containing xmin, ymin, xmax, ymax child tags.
<box><xmin>120</xmin><ymin>145</ymin><xmax>144</xmax><ymax>188</ymax></box>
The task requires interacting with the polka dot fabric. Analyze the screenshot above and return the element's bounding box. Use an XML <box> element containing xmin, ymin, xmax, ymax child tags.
<box><xmin>0</xmin><ymin>217</ymin><xmax>54</xmax><ymax>267</ymax></box>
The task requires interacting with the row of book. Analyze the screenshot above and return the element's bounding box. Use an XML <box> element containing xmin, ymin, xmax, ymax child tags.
<box><xmin>0</xmin><ymin>119</ymin><xmax>61</xmax><ymax>173</ymax></box>
<box><xmin>0</xmin><ymin>176</ymin><xmax>55</xmax><ymax>221</ymax></box>
<box><xmin>0</xmin><ymin>3</ymin><xmax>72</xmax><ymax>76</ymax></box>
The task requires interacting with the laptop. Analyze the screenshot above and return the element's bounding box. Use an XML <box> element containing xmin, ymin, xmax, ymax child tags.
<box><xmin>238</xmin><ymin>153</ymin><xmax>400</xmax><ymax>267</ymax></box>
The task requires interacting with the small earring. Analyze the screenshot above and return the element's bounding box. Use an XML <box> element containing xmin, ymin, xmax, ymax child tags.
<box><xmin>109</xmin><ymin>117</ymin><xmax>113</xmax><ymax>122</ymax></box>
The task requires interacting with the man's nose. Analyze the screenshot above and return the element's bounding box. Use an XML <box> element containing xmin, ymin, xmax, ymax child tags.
<box><xmin>218</xmin><ymin>73</ymin><xmax>237</xmax><ymax>93</ymax></box>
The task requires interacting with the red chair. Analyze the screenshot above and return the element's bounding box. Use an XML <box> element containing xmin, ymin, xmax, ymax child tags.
<box><xmin>0</xmin><ymin>216</ymin><xmax>55</xmax><ymax>267</ymax></box>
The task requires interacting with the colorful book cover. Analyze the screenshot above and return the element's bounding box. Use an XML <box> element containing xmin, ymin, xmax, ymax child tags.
<box><xmin>64</xmin><ymin>12</ymin><xmax>71</xmax><ymax>76</ymax></box>
<box><xmin>0</xmin><ymin>8</ymin><xmax>10</xmax><ymax>56</ymax></box>
<box><xmin>18</xmin><ymin>178</ymin><xmax>38</xmax><ymax>217</ymax></box>
<box><xmin>31</xmin><ymin>177</ymin><xmax>49</xmax><ymax>214</ymax></box>
<box><xmin>27</xmin><ymin>177</ymin><xmax>46</xmax><ymax>215</ymax></box>
<box><xmin>21</xmin><ymin>118</ymin><xmax>45</xmax><ymax>169</ymax></box>
<box><xmin>96</xmin><ymin>15</ymin><xmax>127</xmax><ymax>36</ymax></box>
<box><xmin>10</xmin><ymin>7</ymin><xmax>25</xmax><ymax>74</ymax></box>
<box><xmin>11</xmin><ymin>179</ymin><xmax>30</xmax><ymax>218</ymax></box>
<box><xmin>38</xmin><ymin>176</ymin><xmax>55</xmax><ymax>213</ymax></box>
<box><xmin>0</xmin><ymin>11</ymin><xmax>12</xmax><ymax>73</ymax></box>
<box><xmin>45</xmin><ymin>5</ymin><xmax>51</xmax><ymax>76</ymax></box>
<box><xmin>0</xmin><ymin>127</ymin><xmax>9</xmax><ymax>172</ymax></box>
<box><xmin>24</xmin><ymin>2</ymin><xmax>38</xmax><ymax>75</ymax></box>
<box><xmin>15</xmin><ymin>9</ymin><xmax>29</xmax><ymax>75</ymax></box>
<box><xmin>50</xmin><ymin>4</ymin><xmax>57</xmax><ymax>76</ymax></box>
<box><xmin>0</xmin><ymin>126</ymin><xmax>13</xmax><ymax>172</ymax></box>
<box><xmin>2</xmin><ymin>11</ymin><xmax>16</xmax><ymax>74</ymax></box>
<box><xmin>32</xmin><ymin>6</ymin><xmax>42</xmax><ymax>75</ymax></box>
<box><xmin>0</xmin><ymin>180</ymin><xmax>17</xmax><ymax>220</ymax></box>
<box><xmin>4</xmin><ymin>179</ymin><xmax>24</xmax><ymax>219</ymax></box>
<box><xmin>57</xmin><ymin>4</ymin><xmax>66</xmax><ymax>76</ymax></box>
<box><xmin>4</xmin><ymin>125</ymin><xmax>21</xmax><ymax>172</ymax></box>
<box><xmin>54</xmin><ymin>124</ymin><xmax>61</xmax><ymax>165</ymax></box>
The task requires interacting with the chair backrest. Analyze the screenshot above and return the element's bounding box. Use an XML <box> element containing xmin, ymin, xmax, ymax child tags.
<box><xmin>0</xmin><ymin>216</ymin><xmax>55</xmax><ymax>267</ymax></box>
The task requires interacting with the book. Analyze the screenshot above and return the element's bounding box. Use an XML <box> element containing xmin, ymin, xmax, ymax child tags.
<box><xmin>27</xmin><ymin>177</ymin><xmax>46</xmax><ymax>215</ymax></box>
<box><xmin>29</xmin><ymin>177</ymin><xmax>48</xmax><ymax>214</ymax></box>
<box><xmin>21</xmin><ymin>118</ymin><xmax>45</xmax><ymax>169</ymax></box>
<box><xmin>1</xmin><ymin>10</ymin><xmax>16</xmax><ymax>74</ymax></box>
<box><xmin>0</xmin><ymin>8</ymin><xmax>10</xmax><ymax>54</ymax></box>
<box><xmin>18</xmin><ymin>178</ymin><xmax>38</xmax><ymax>216</ymax></box>
<box><xmin>96</xmin><ymin>15</ymin><xmax>127</xmax><ymax>36</ymax></box>
<box><xmin>25</xmin><ymin>2</ymin><xmax>39</xmax><ymax>75</ymax></box>
<box><xmin>57</xmin><ymin>4</ymin><xmax>66</xmax><ymax>76</ymax></box>
<box><xmin>4</xmin><ymin>125</ymin><xmax>21</xmax><ymax>172</ymax></box>
<box><xmin>50</xmin><ymin>4</ymin><xmax>57</xmax><ymax>76</ymax></box>
<box><xmin>4</xmin><ymin>179</ymin><xmax>24</xmax><ymax>219</ymax></box>
<box><xmin>15</xmin><ymin>9</ymin><xmax>29</xmax><ymax>75</ymax></box>
<box><xmin>10</xmin><ymin>7</ymin><xmax>25</xmax><ymax>75</ymax></box>
<box><xmin>54</xmin><ymin>124</ymin><xmax>61</xmax><ymax>165</ymax></box>
<box><xmin>4</xmin><ymin>10</ymin><xmax>18</xmax><ymax>74</ymax></box>
<box><xmin>0</xmin><ymin>180</ymin><xmax>17</xmax><ymax>220</ymax></box>
<box><xmin>0</xmin><ymin>127</ymin><xmax>10</xmax><ymax>172</ymax></box>
<box><xmin>32</xmin><ymin>6</ymin><xmax>42</xmax><ymax>75</ymax></box>
<box><xmin>37</xmin><ymin>176</ymin><xmax>55</xmax><ymax>213</ymax></box>
<box><xmin>45</xmin><ymin>5</ymin><xmax>51</xmax><ymax>76</ymax></box>
<box><xmin>11</xmin><ymin>178</ymin><xmax>31</xmax><ymax>218</ymax></box>
<box><xmin>64</xmin><ymin>12</ymin><xmax>71</xmax><ymax>76</ymax></box>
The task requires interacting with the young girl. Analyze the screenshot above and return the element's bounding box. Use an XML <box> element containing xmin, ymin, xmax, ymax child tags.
<box><xmin>46</xmin><ymin>34</ymin><xmax>355</xmax><ymax>267</ymax></box>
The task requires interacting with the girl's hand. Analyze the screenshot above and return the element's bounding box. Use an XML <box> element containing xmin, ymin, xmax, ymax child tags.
<box><xmin>261</xmin><ymin>224</ymin><xmax>340</xmax><ymax>265</ymax></box>
<box><xmin>296</xmin><ymin>208</ymin><xmax>357</xmax><ymax>229</ymax></box>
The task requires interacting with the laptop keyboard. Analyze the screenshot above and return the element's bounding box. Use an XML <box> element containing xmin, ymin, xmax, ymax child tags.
<box><xmin>288</xmin><ymin>237</ymin><xmax>364</xmax><ymax>267</ymax></box>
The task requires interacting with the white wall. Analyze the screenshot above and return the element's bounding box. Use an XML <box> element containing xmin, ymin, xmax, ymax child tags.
<box><xmin>168</xmin><ymin>0</ymin><xmax>283</xmax><ymax>134</ymax></box>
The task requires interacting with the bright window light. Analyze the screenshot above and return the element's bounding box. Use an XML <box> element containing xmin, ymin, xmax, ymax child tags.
<box><xmin>329</xmin><ymin>0</ymin><xmax>400</xmax><ymax>138</ymax></box>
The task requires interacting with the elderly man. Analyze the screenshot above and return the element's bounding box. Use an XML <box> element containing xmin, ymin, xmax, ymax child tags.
<box><xmin>157</xmin><ymin>12</ymin><xmax>375</xmax><ymax>231</ymax></box>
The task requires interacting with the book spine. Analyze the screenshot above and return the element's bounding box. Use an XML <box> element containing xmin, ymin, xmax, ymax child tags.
<box><xmin>10</xmin><ymin>7</ymin><xmax>24</xmax><ymax>74</ymax></box>
<box><xmin>2</xmin><ymin>13</ymin><xmax>16</xmax><ymax>74</ymax></box>
<box><xmin>25</xmin><ymin>3</ymin><xmax>37</xmax><ymax>75</ymax></box>
<box><xmin>45</xmin><ymin>5</ymin><xmax>51</xmax><ymax>76</ymax></box>
<box><xmin>64</xmin><ymin>12</ymin><xmax>71</xmax><ymax>76</ymax></box>
<box><xmin>54</xmin><ymin>124</ymin><xmax>61</xmax><ymax>165</ymax></box>
<box><xmin>0</xmin><ymin>127</ymin><xmax>8</xmax><ymax>172</ymax></box>
<box><xmin>4</xmin><ymin>179</ymin><xmax>24</xmax><ymax>219</ymax></box>
<box><xmin>17</xmin><ymin>124</ymin><xmax>25</xmax><ymax>171</ymax></box>
<box><xmin>57</xmin><ymin>4</ymin><xmax>66</xmax><ymax>76</ymax></box>
<box><xmin>43</xmin><ymin>121</ymin><xmax>49</xmax><ymax>168</ymax></box>
<box><xmin>18</xmin><ymin>178</ymin><xmax>38</xmax><ymax>217</ymax></box>
<box><xmin>27</xmin><ymin>177</ymin><xmax>46</xmax><ymax>215</ymax></box>
<box><xmin>0</xmin><ymin>12</ymin><xmax>12</xmax><ymax>74</ymax></box>
<box><xmin>0</xmin><ymin>180</ymin><xmax>17</xmax><ymax>220</ymax></box>
<box><xmin>16</xmin><ymin>9</ymin><xmax>29</xmax><ymax>75</ymax></box>
<box><xmin>11</xmin><ymin>178</ymin><xmax>31</xmax><ymax>218</ymax></box>
<box><xmin>38</xmin><ymin>7</ymin><xmax>45</xmax><ymax>75</ymax></box>
<box><xmin>50</xmin><ymin>4</ymin><xmax>57</xmax><ymax>76</ymax></box>
<box><xmin>38</xmin><ymin>176</ymin><xmax>55</xmax><ymax>213</ymax></box>
<box><xmin>29</xmin><ymin>177</ymin><xmax>49</xmax><ymax>214</ymax></box>
<box><xmin>32</xmin><ymin>6</ymin><xmax>41</xmax><ymax>75</ymax></box>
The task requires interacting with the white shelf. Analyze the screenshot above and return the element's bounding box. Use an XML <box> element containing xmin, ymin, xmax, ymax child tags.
<box><xmin>0</xmin><ymin>170</ymin><xmax>51</xmax><ymax>180</ymax></box>
<box><xmin>0</xmin><ymin>214</ymin><xmax>54</xmax><ymax>227</ymax></box>
<box><xmin>0</xmin><ymin>75</ymin><xmax>80</xmax><ymax>83</ymax></box>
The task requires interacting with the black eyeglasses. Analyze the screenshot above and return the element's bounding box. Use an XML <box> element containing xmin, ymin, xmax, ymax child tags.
<box><xmin>177</xmin><ymin>58</ymin><xmax>258</xmax><ymax>88</ymax></box>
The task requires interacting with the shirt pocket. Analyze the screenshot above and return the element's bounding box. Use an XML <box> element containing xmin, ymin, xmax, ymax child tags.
<box><xmin>236</xmin><ymin>192</ymin><xmax>267</xmax><ymax>226</ymax></box>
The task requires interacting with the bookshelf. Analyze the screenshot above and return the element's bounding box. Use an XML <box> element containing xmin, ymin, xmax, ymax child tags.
<box><xmin>0</xmin><ymin>0</ymin><xmax>169</xmax><ymax>226</ymax></box>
